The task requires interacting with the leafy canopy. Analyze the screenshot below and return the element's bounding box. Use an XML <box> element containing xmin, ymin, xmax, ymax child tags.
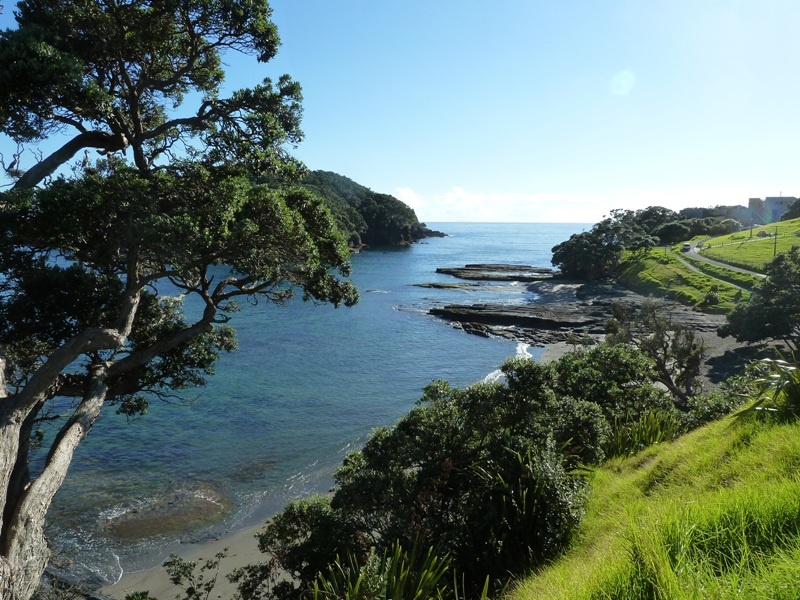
<box><xmin>719</xmin><ymin>245</ymin><xmax>800</xmax><ymax>352</ymax></box>
<box><xmin>0</xmin><ymin>4</ymin><xmax>358</xmax><ymax>598</ymax></box>
<box><xmin>1</xmin><ymin>0</ymin><xmax>303</xmax><ymax>188</ymax></box>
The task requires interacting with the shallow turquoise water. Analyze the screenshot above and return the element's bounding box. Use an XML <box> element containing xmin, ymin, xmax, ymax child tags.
<box><xmin>45</xmin><ymin>222</ymin><xmax>587</xmax><ymax>582</ymax></box>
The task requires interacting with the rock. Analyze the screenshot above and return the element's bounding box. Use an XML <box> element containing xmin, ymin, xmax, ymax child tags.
<box><xmin>435</xmin><ymin>264</ymin><xmax>559</xmax><ymax>281</ymax></box>
<box><xmin>428</xmin><ymin>266</ymin><xmax>731</xmax><ymax>348</ymax></box>
<box><xmin>430</xmin><ymin>303</ymin><xmax>598</xmax><ymax>329</ymax></box>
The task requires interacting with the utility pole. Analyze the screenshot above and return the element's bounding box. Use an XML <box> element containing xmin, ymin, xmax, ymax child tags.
<box><xmin>774</xmin><ymin>225</ymin><xmax>779</xmax><ymax>256</ymax></box>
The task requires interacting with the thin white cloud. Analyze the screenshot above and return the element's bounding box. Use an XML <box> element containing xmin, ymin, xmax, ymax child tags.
<box><xmin>396</xmin><ymin>184</ymin><xmax>771</xmax><ymax>224</ymax></box>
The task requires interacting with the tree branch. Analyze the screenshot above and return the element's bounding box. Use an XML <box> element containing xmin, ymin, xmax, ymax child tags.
<box><xmin>13</xmin><ymin>130</ymin><xmax>129</xmax><ymax>190</ymax></box>
<box><xmin>106</xmin><ymin>308</ymin><xmax>216</xmax><ymax>382</ymax></box>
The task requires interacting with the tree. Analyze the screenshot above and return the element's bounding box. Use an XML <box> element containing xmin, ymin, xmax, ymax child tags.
<box><xmin>632</xmin><ymin>206</ymin><xmax>679</xmax><ymax>235</ymax></box>
<box><xmin>719</xmin><ymin>246</ymin><xmax>800</xmax><ymax>352</ymax></box>
<box><xmin>781</xmin><ymin>198</ymin><xmax>800</xmax><ymax>222</ymax></box>
<box><xmin>237</xmin><ymin>359</ymin><xmax>605</xmax><ymax>598</ymax></box>
<box><xmin>0</xmin><ymin>3</ymin><xmax>358</xmax><ymax>598</ymax></box>
<box><xmin>551</xmin><ymin>209</ymin><xmax>657</xmax><ymax>280</ymax></box>
<box><xmin>652</xmin><ymin>221</ymin><xmax>691</xmax><ymax>244</ymax></box>
<box><xmin>552</xmin><ymin>342</ymin><xmax>674</xmax><ymax>421</ymax></box>
<box><xmin>606</xmin><ymin>300</ymin><xmax>705</xmax><ymax>409</ymax></box>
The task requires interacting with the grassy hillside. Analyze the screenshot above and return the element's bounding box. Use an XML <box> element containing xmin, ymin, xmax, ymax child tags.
<box><xmin>508</xmin><ymin>407</ymin><xmax>800</xmax><ymax>599</ymax></box>
<box><xmin>698</xmin><ymin>218</ymin><xmax>800</xmax><ymax>272</ymax></box>
<box><xmin>679</xmin><ymin>252</ymin><xmax>764</xmax><ymax>291</ymax></box>
<box><xmin>509</xmin><ymin>219</ymin><xmax>800</xmax><ymax>599</ymax></box>
<box><xmin>617</xmin><ymin>251</ymin><xmax>748</xmax><ymax>314</ymax></box>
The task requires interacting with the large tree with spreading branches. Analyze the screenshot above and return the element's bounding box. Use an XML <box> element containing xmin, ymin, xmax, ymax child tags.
<box><xmin>0</xmin><ymin>2</ymin><xmax>358</xmax><ymax>598</ymax></box>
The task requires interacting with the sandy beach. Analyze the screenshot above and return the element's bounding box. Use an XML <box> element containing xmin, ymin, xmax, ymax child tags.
<box><xmin>100</xmin><ymin>523</ymin><xmax>267</xmax><ymax>599</ymax></box>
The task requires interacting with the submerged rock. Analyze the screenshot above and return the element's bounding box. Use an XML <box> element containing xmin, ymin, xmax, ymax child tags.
<box><xmin>103</xmin><ymin>485</ymin><xmax>230</xmax><ymax>541</ymax></box>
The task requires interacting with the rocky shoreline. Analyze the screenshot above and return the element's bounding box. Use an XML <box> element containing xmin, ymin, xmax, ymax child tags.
<box><xmin>427</xmin><ymin>264</ymin><xmax>767</xmax><ymax>390</ymax></box>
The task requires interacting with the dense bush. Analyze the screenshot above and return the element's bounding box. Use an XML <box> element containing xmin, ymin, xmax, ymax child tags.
<box><xmin>719</xmin><ymin>246</ymin><xmax>800</xmax><ymax>352</ymax></box>
<box><xmin>229</xmin><ymin>348</ymin><xmax>684</xmax><ymax>599</ymax></box>
<box><xmin>154</xmin><ymin>342</ymin><xmax>746</xmax><ymax>600</ymax></box>
<box><xmin>552</xmin><ymin>344</ymin><xmax>673</xmax><ymax>422</ymax></box>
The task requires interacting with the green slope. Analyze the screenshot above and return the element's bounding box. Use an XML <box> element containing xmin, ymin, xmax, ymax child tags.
<box><xmin>698</xmin><ymin>218</ymin><xmax>800</xmax><ymax>272</ymax></box>
<box><xmin>508</xmin><ymin>409</ymin><xmax>800</xmax><ymax>599</ymax></box>
<box><xmin>617</xmin><ymin>251</ymin><xmax>748</xmax><ymax>314</ymax></box>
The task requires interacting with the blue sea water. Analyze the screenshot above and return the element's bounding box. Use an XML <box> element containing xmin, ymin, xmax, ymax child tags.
<box><xmin>46</xmin><ymin>222</ymin><xmax>587</xmax><ymax>583</ymax></box>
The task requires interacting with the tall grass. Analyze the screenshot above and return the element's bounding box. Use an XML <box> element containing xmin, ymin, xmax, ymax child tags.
<box><xmin>309</xmin><ymin>543</ymin><xmax>451</xmax><ymax>600</ymax></box>
<box><xmin>507</xmin><ymin>413</ymin><xmax>800</xmax><ymax>600</ymax></box>
<box><xmin>595</xmin><ymin>481</ymin><xmax>800</xmax><ymax>599</ymax></box>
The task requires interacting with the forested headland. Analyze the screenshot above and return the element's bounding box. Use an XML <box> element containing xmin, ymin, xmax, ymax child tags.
<box><xmin>294</xmin><ymin>170</ymin><xmax>444</xmax><ymax>248</ymax></box>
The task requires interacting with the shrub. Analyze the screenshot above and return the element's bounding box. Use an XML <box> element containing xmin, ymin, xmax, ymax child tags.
<box><xmin>553</xmin><ymin>344</ymin><xmax>673</xmax><ymax>422</ymax></box>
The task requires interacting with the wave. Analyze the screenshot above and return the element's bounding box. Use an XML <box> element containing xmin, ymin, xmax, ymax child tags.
<box><xmin>482</xmin><ymin>342</ymin><xmax>533</xmax><ymax>383</ymax></box>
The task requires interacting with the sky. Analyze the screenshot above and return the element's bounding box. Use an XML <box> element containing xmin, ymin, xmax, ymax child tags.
<box><xmin>2</xmin><ymin>0</ymin><xmax>800</xmax><ymax>222</ymax></box>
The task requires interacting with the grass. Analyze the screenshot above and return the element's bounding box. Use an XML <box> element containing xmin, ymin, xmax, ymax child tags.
<box><xmin>617</xmin><ymin>251</ymin><xmax>748</xmax><ymax>314</ymax></box>
<box><xmin>697</xmin><ymin>218</ymin><xmax>800</xmax><ymax>272</ymax></box>
<box><xmin>507</xmin><ymin>408</ymin><xmax>800</xmax><ymax>600</ymax></box>
<box><xmin>678</xmin><ymin>251</ymin><xmax>764</xmax><ymax>291</ymax></box>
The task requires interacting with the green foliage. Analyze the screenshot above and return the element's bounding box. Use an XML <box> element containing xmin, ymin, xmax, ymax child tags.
<box><xmin>632</xmin><ymin>206</ymin><xmax>679</xmax><ymax>234</ymax></box>
<box><xmin>235</xmin><ymin>348</ymin><xmax>688</xmax><ymax>598</ymax></box>
<box><xmin>739</xmin><ymin>354</ymin><xmax>800</xmax><ymax>418</ymax></box>
<box><xmin>604</xmin><ymin>411</ymin><xmax>681</xmax><ymax>459</ymax></box>
<box><xmin>0</xmin><ymin>166</ymin><xmax>357</xmax><ymax>392</ymax></box>
<box><xmin>1</xmin><ymin>0</ymin><xmax>304</xmax><ymax>186</ymax></box>
<box><xmin>651</xmin><ymin>220</ymin><xmax>690</xmax><ymax>244</ymax></box>
<box><xmin>247</xmin><ymin>495</ymin><xmax>363</xmax><ymax>600</ymax></box>
<box><xmin>297</xmin><ymin>171</ymin><xmax>434</xmax><ymax>247</ymax></box>
<box><xmin>239</xmin><ymin>360</ymin><xmax>599</xmax><ymax>597</ymax></box>
<box><xmin>678</xmin><ymin>375</ymin><xmax>753</xmax><ymax>431</ymax></box>
<box><xmin>553</xmin><ymin>343</ymin><xmax>673</xmax><ymax>422</ymax></box>
<box><xmin>309</xmin><ymin>542</ymin><xmax>451</xmax><ymax>600</ymax></box>
<box><xmin>607</xmin><ymin>299</ymin><xmax>706</xmax><ymax>408</ymax></box>
<box><xmin>328</xmin><ymin>370</ymin><xmax>592</xmax><ymax>592</ymax></box>
<box><xmin>719</xmin><ymin>245</ymin><xmax>800</xmax><ymax>351</ymax></box>
<box><xmin>551</xmin><ymin>209</ymin><xmax>657</xmax><ymax>280</ymax></box>
<box><xmin>0</xmin><ymin>4</ymin><xmax>361</xmax><ymax>596</ymax></box>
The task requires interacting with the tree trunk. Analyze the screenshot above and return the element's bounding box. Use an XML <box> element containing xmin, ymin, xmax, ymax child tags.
<box><xmin>0</xmin><ymin>369</ymin><xmax>109</xmax><ymax>600</ymax></box>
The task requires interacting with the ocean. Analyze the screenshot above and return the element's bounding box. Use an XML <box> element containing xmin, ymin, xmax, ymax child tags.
<box><xmin>42</xmin><ymin>222</ymin><xmax>588</xmax><ymax>584</ymax></box>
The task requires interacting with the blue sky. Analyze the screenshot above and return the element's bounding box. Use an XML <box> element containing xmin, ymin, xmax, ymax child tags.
<box><xmin>2</xmin><ymin>1</ymin><xmax>800</xmax><ymax>222</ymax></box>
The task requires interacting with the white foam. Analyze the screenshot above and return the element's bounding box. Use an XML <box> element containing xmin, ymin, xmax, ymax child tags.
<box><xmin>482</xmin><ymin>369</ymin><xmax>503</xmax><ymax>383</ymax></box>
<box><xmin>482</xmin><ymin>342</ymin><xmax>533</xmax><ymax>383</ymax></box>
<box><xmin>111</xmin><ymin>552</ymin><xmax>123</xmax><ymax>585</ymax></box>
